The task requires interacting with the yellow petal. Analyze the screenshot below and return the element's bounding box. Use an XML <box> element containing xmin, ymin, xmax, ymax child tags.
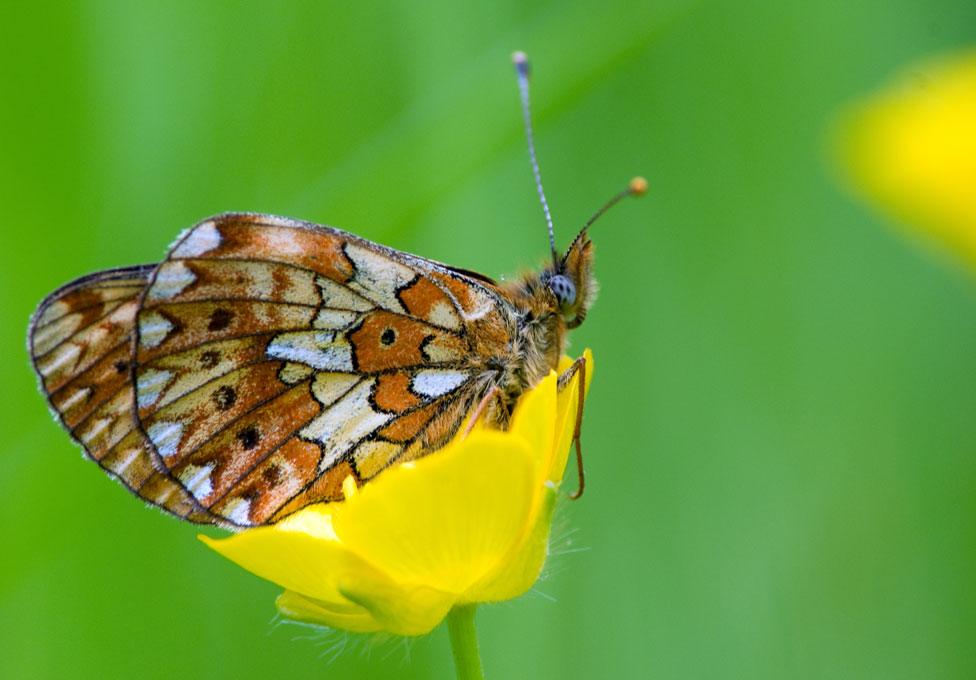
<box><xmin>508</xmin><ymin>370</ymin><xmax>559</xmax><ymax>473</ymax></box>
<box><xmin>333</xmin><ymin>430</ymin><xmax>537</xmax><ymax>596</ymax></box>
<box><xmin>465</xmin><ymin>484</ymin><xmax>558</xmax><ymax>602</ymax></box>
<box><xmin>199</xmin><ymin>512</ymin><xmax>388</xmax><ymax>612</ymax></box>
<box><xmin>338</xmin><ymin>580</ymin><xmax>456</xmax><ymax>636</ymax></box>
<box><xmin>277</xmin><ymin>586</ymin><xmax>457</xmax><ymax>636</ymax></box>
<box><xmin>276</xmin><ymin>590</ymin><xmax>381</xmax><ymax>633</ymax></box>
<box><xmin>201</xmin><ymin>514</ymin><xmax>458</xmax><ymax>636</ymax></box>
<box><xmin>839</xmin><ymin>50</ymin><xmax>976</xmax><ymax>267</ymax></box>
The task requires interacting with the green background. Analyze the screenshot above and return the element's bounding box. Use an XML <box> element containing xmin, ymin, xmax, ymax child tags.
<box><xmin>2</xmin><ymin>1</ymin><xmax>975</xmax><ymax>678</ymax></box>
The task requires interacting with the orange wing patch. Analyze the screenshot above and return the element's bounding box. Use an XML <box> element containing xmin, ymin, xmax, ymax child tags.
<box><xmin>211</xmin><ymin>438</ymin><xmax>326</xmax><ymax>525</ymax></box>
<box><xmin>170</xmin><ymin>216</ymin><xmax>354</xmax><ymax>283</ymax></box>
<box><xmin>349</xmin><ymin>311</ymin><xmax>466</xmax><ymax>372</ymax></box>
<box><xmin>397</xmin><ymin>275</ymin><xmax>463</xmax><ymax>330</ymax></box>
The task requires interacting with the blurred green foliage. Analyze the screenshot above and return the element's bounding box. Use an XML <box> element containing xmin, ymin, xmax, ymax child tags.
<box><xmin>2</xmin><ymin>1</ymin><xmax>976</xmax><ymax>679</ymax></box>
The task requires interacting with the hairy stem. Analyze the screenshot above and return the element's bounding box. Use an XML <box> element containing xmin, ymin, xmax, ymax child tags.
<box><xmin>446</xmin><ymin>604</ymin><xmax>484</xmax><ymax>680</ymax></box>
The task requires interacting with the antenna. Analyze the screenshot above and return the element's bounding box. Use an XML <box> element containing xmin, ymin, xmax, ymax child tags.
<box><xmin>512</xmin><ymin>51</ymin><xmax>558</xmax><ymax>267</ymax></box>
<box><xmin>561</xmin><ymin>177</ymin><xmax>648</xmax><ymax>263</ymax></box>
<box><xmin>581</xmin><ymin>176</ymin><xmax>648</xmax><ymax>233</ymax></box>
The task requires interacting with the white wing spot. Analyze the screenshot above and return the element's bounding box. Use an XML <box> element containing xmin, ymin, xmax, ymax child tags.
<box><xmin>147</xmin><ymin>420</ymin><xmax>184</xmax><ymax>459</ymax></box>
<box><xmin>178</xmin><ymin>462</ymin><xmax>215</xmax><ymax>501</ymax></box>
<box><xmin>136</xmin><ymin>368</ymin><xmax>172</xmax><ymax>409</ymax></box>
<box><xmin>310</xmin><ymin>373</ymin><xmax>360</xmax><ymax>406</ymax></box>
<box><xmin>267</xmin><ymin>331</ymin><xmax>353</xmax><ymax>371</ymax></box>
<box><xmin>139</xmin><ymin>311</ymin><xmax>174</xmax><ymax>349</ymax></box>
<box><xmin>38</xmin><ymin>342</ymin><xmax>81</xmax><ymax>377</ymax></box>
<box><xmin>345</xmin><ymin>244</ymin><xmax>415</xmax><ymax>312</ymax></box>
<box><xmin>111</xmin><ymin>447</ymin><xmax>142</xmax><ymax>475</ymax></box>
<box><xmin>147</xmin><ymin>261</ymin><xmax>197</xmax><ymax>300</ymax></box>
<box><xmin>412</xmin><ymin>369</ymin><xmax>469</xmax><ymax>398</ymax></box>
<box><xmin>313</xmin><ymin>308</ymin><xmax>359</xmax><ymax>330</ymax></box>
<box><xmin>301</xmin><ymin>378</ymin><xmax>393</xmax><ymax>472</ymax></box>
<box><xmin>315</xmin><ymin>277</ymin><xmax>373</xmax><ymax>312</ymax></box>
<box><xmin>80</xmin><ymin>416</ymin><xmax>113</xmax><ymax>444</ymax></box>
<box><xmin>222</xmin><ymin>497</ymin><xmax>252</xmax><ymax>525</ymax></box>
<box><xmin>59</xmin><ymin>386</ymin><xmax>92</xmax><ymax>412</ymax></box>
<box><xmin>172</xmin><ymin>221</ymin><xmax>221</xmax><ymax>258</ymax></box>
<box><xmin>427</xmin><ymin>300</ymin><xmax>461</xmax><ymax>330</ymax></box>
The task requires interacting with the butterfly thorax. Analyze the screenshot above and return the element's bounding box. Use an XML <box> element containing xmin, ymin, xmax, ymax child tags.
<box><xmin>494</xmin><ymin>273</ymin><xmax>567</xmax><ymax>410</ymax></box>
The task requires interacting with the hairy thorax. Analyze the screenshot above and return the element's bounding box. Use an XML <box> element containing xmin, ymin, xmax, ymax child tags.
<box><xmin>485</xmin><ymin>273</ymin><xmax>567</xmax><ymax>425</ymax></box>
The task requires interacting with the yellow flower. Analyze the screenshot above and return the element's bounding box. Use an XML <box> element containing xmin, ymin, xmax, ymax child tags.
<box><xmin>837</xmin><ymin>49</ymin><xmax>976</xmax><ymax>267</ymax></box>
<box><xmin>200</xmin><ymin>350</ymin><xmax>593</xmax><ymax>636</ymax></box>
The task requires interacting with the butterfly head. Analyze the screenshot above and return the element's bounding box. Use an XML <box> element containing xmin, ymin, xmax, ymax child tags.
<box><xmin>542</xmin><ymin>175</ymin><xmax>646</xmax><ymax>328</ymax></box>
<box><xmin>543</xmin><ymin>231</ymin><xmax>595</xmax><ymax>329</ymax></box>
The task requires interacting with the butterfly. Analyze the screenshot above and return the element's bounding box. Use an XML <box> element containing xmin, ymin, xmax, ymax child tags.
<box><xmin>28</xmin><ymin>52</ymin><xmax>644</xmax><ymax>529</ymax></box>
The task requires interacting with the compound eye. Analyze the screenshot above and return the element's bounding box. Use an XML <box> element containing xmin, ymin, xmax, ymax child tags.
<box><xmin>547</xmin><ymin>274</ymin><xmax>577</xmax><ymax>308</ymax></box>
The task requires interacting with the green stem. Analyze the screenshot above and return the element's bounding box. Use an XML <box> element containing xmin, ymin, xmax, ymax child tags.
<box><xmin>446</xmin><ymin>604</ymin><xmax>485</xmax><ymax>680</ymax></box>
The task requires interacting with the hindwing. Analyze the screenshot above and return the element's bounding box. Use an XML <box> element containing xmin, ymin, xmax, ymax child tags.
<box><xmin>28</xmin><ymin>265</ymin><xmax>218</xmax><ymax>524</ymax></box>
<box><xmin>132</xmin><ymin>213</ymin><xmax>516</xmax><ymax>527</ymax></box>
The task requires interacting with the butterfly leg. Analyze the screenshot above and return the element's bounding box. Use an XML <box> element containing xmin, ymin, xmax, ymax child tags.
<box><xmin>558</xmin><ymin>356</ymin><xmax>587</xmax><ymax>500</ymax></box>
<box><xmin>462</xmin><ymin>385</ymin><xmax>503</xmax><ymax>439</ymax></box>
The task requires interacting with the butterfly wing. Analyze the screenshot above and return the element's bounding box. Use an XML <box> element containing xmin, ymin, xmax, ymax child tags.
<box><xmin>132</xmin><ymin>213</ymin><xmax>516</xmax><ymax>527</ymax></box>
<box><xmin>28</xmin><ymin>265</ymin><xmax>218</xmax><ymax>524</ymax></box>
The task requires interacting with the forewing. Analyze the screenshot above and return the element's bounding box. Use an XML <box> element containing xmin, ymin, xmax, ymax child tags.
<box><xmin>29</xmin><ymin>265</ymin><xmax>218</xmax><ymax>524</ymax></box>
<box><xmin>133</xmin><ymin>213</ymin><xmax>514</xmax><ymax>526</ymax></box>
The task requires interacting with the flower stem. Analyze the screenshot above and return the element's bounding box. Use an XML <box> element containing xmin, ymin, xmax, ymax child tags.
<box><xmin>446</xmin><ymin>604</ymin><xmax>484</xmax><ymax>680</ymax></box>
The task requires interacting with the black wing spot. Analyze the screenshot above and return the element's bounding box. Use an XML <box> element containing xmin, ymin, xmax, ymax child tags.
<box><xmin>237</xmin><ymin>424</ymin><xmax>261</xmax><ymax>450</ymax></box>
<box><xmin>213</xmin><ymin>385</ymin><xmax>237</xmax><ymax>410</ymax></box>
<box><xmin>262</xmin><ymin>464</ymin><xmax>282</xmax><ymax>485</ymax></box>
<box><xmin>199</xmin><ymin>350</ymin><xmax>220</xmax><ymax>368</ymax></box>
<box><xmin>114</xmin><ymin>360</ymin><xmax>129</xmax><ymax>374</ymax></box>
<box><xmin>380</xmin><ymin>328</ymin><xmax>396</xmax><ymax>346</ymax></box>
<box><xmin>208</xmin><ymin>308</ymin><xmax>235</xmax><ymax>332</ymax></box>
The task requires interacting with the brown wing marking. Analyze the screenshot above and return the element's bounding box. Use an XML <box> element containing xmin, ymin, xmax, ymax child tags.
<box><xmin>29</xmin><ymin>265</ymin><xmax>217</xmax><ymax>524</ymax></box>
<box><xmin>143</xmin><ymin>259</ymin><xmax>322</xmax><ymax>307</ymax></box>
<box><xmin>164</xmin><ymin>381</ymin><xmax>323</xmax><ymax>510</ymax></box>
<box><xmin>140</xmin><ymin>361</ymin><xmax>293</xmax><ymax>467</ymax></box>
<box><xmin>135</xmin><ymin>300</ymin><xmax>316</xmax><ymax>363</ymax></box>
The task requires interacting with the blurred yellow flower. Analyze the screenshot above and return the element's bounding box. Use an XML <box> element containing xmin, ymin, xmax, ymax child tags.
<box><xmin>838</xmin><ymin>49</ymin><xmax>976</xmax><ymax>267</ymax></box>
<box><xmin>200</xmin><ymin>350</ymin><xmax>593</xmax><ymax>636</ymax></box>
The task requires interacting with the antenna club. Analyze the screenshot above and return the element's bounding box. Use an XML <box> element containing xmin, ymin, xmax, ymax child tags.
<box><xmin>629</xmin><ymin>176</ymin><xmax>648</xmax><ymax>196</ymax></box>
<box><xmin>512</xmin><ymin>51</ymin><xmax>530</xmax><ymax>76</ymax></box>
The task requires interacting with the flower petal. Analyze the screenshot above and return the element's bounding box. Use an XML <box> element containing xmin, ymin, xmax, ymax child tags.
<box><xmin>276</xmin><ymin>586</ymin><xmax>457</xmax><ymax>636</ymax></box>
<box><xmin>465</xmin><ymin>484</ymin><xmax>558</xmax><ymax>602</ymax></box>
<box><xmin>839</xmin><ymin>50</ymin><xmax>976</xmax><ymax>266</ymax></box>
<box><xmin>508</xmin><ymin>371</ymin><xmax>559</xmax><ymax>469</ymax></box>
<box><xmin>333</xmin><ymin>430</ymin><xmax>537</xmax><ymax>596</ymax></box>
<box><xmin>276</xmin><ymin>590</ymin><xmax>381</xmax><ymax>633</ymax></box>
<box><xmin>199</xmin><ymin>511</ymin><xmax>389</xmax><ymax>612</ymax></box>
<box><xmin>338</xmin><ymin>581</ymin><xmax>456</xmax><ymax>636</ymax></box>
